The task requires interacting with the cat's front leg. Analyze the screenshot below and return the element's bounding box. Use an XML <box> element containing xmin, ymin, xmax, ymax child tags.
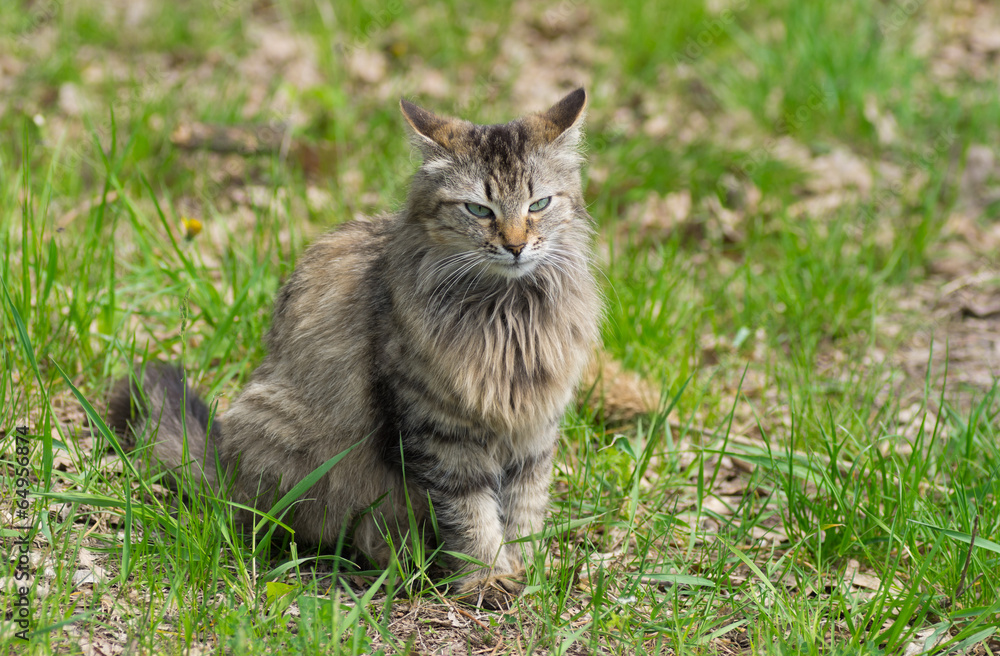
<box><xmin>417</xmin><ymin>456</ymin><xmax>524</xmax><ymax>609</ymax></box>
<box><xmin>500</xmin><ymin>442</ymin><xmax>555</xmax><ymax>576</ymax></box>
<box><xmin>434</xmin><ymin>487</ymin><xmax>524</xmax><ymax>608</ymax></box>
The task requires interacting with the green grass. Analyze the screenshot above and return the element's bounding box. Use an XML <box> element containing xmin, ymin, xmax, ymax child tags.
<box><xmin>3</xmin><ymin>0</ymin><xmax>1000</xmax><ymax>653</ymax></box>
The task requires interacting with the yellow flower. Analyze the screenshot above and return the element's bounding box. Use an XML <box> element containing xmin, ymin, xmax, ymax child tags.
<box><xmin>388</xmin><ymin>40</ymin><xmax>408</xmax><ymax>58</ymax></box>
<box><xmin>181</xmin><ymin>216</ymin><xmax>203</xmax><ymax>240</ymax></box>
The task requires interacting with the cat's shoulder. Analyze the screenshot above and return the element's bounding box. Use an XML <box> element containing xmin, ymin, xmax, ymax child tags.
<box><xmin>297</xmin><ymin>213</ymin><xmax>397</xmax><ymax>264</ymax></box>
<box><xmin>276</xmin><ymin>212</ymin><xmax>398</xmax><ymax>307</ymax></box>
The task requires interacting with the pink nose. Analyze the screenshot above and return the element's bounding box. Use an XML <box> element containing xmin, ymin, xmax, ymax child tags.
<box><xmin>503</xmin><ymin>242</ymin><xmax>526</xmax><ymax>257</ymax></box>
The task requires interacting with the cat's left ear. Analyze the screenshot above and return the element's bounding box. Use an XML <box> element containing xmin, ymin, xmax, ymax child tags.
<box><xmin>399</xmin><ymin>98</ymin><xmax>463</xmax><ymax>157</ymax></box>
<box><xmin>535</xmin><ymin>87</ymin><xmax>587</xmax><ymax>147</ymax></box>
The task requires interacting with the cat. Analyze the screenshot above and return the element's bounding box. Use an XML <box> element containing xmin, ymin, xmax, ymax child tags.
<box><xmin>108</xmin><ymin>87</ymin><xmax>602</xmax><ymax>609</ymax></box>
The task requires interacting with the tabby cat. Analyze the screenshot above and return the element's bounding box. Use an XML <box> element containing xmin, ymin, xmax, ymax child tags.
<box><xmin>109</xmin><ymin>87</ymin><xmax>602</xmax><ymax>609</ymax></box>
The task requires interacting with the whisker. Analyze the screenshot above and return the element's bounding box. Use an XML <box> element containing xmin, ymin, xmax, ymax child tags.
<box><xmin>460</xmin><ymin>261</ymin><xmax>493</xmax><ymax>307</ymax></box>
<box><xmin>429</xmin><ymin>253</ymin><xmax>482</xmax><ymax>300</ymax></box>
<box><xmin>434</xmin><ymin>250</ymin><xmax>478</xmax><ymax>270</ymax></box>
<box><xmin>545</xmin><ymin>246</ymin><xmax>616</xmax><ymax>302</ymax></box>
<box><xmin>426</xmin><ymin>251</ymin><xmax>479</xmax><ymax>283</ymax></box>
<box><xmin>436</xmin><ymin>258</ymin><xmax>485</xmax><ymax>304</ymax></box>
<box><xmin>545</xmin><ymin>253</ymin><xmax>587</xmax><ymax>281</ymax></box>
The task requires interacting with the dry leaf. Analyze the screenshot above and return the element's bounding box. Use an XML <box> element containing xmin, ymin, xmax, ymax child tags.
<box><xmin>844</xmin><ymin>558</ymin><xmax>883</xmax><ymax>592</ymax></box>
<box><xmin>578</xmin><ymin>350</ymin><xmax>659</xmax><ymax>423</ymax></box>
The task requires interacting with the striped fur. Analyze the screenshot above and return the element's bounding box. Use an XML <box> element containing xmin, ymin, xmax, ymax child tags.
<box><xmin>108</xmin><ymin>88</ymin><xmax>601</xmax><ymax>609</ymax></box>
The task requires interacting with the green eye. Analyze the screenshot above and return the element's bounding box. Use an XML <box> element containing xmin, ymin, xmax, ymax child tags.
<box><xmin>528</xmin><ymin>197</ymin><xmax>551</xmax><ymax>212</ymax></box>
<box><xmin>465</xmin><ymin>203</ymin><xmax>494</xmax><ymax>218</ymax></box>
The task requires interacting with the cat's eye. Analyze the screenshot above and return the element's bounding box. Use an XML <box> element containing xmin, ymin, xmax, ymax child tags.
<box><xmin>528</xmin><ymin>197</ymin><xmax>551</xmax><ymax>212</ymax></box>
<box><xmin>465</xmin><ymin>203</ymin><xmax>494</xmax><ymax>218</ymax></box>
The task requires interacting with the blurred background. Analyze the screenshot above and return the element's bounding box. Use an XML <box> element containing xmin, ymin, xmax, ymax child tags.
<box><xmin>3</xmin><ymin>0</ymin><xmax>997</xmax><ymax>422</ymax></box>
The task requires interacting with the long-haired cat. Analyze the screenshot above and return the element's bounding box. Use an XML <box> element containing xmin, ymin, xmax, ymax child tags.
<box><xmin>109</xmin><ymin>87</ymin><xmax>602</xmax><ymax>609</ymax></box>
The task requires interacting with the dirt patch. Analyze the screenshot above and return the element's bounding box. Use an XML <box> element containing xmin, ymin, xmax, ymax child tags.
<box><xmin>888</xmin><ymin>211</ymin><xmax>1000</xmax><ymax>406</ymax></box>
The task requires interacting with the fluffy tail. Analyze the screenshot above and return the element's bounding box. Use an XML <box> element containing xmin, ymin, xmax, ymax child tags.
<box><xmin>107</xmin><ymin>363</ymin><xmax>222</xmax><ymax>490</ymax></box>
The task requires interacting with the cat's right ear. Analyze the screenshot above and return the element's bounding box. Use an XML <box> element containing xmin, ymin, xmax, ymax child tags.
<box><xmin>535</xmin><ymin>87</ymin><xmax>588</xmax><ymax>147</ymax></box>
<box><xmin>400</xmin><ymin>98</ymin><xmax>461</xmax><ymax>157</ymax></box>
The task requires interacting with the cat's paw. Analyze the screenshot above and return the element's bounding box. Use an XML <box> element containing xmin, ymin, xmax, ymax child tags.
<box><xmin>454</xmin><ymin>574</ymin><xmax>525</xmax><ymax>610</ymax></box>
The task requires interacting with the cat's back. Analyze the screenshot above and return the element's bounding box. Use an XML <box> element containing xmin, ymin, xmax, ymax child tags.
<box><xmin>265</xmin><ymin>214</ymin><xmax>395</xmax><ymax>364</ymax></box>
<box><xmin>229</xmin><ymin>213</ymin><xmax>396</xmax><ymax>435</ymax></box>
<box><xmin>220</xmin><ymin>214</ymin><xmax>409</xmax><ymax>544</ymax></box>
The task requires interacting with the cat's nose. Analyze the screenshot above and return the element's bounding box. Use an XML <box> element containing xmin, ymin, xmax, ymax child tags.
<box><xmin>503</xmin><ymin>242</ymin><xmax>526</xmax><ymax>257</ymax></box>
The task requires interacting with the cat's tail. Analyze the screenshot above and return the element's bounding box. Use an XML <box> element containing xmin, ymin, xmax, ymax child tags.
<box><xmin>107</xmin><ymin>363</ymin><xmax>222</xmax><ymax>490</ymax></box>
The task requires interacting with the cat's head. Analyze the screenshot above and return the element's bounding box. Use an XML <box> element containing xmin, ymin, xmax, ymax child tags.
<box><xmin>400</xmin><ymin>88</ymin><xmax>589</xmax><ymax>280</ymax></box>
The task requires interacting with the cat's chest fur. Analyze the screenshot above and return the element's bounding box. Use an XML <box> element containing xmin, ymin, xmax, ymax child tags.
<box><xmin>380</xmin><ymin>237</ymin><xmax>600</xmax><ymax>441</ymax></box>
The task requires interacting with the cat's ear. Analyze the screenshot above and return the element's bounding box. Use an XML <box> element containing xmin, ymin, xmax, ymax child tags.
<box><xmin>535</xmin><ymin>87</ymin><xmax>587</xmax><ymax>146</ymax></box>
<box><xmin>400</xmin><ymin>98</ymin><xmax>462</xmax><ymax>156</ymax></box>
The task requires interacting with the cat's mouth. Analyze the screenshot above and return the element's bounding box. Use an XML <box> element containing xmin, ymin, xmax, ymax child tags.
<box><xmin>491</xmin><ymin>257</ymin><xmax>538</xmax><ymax>280</ymax></box>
